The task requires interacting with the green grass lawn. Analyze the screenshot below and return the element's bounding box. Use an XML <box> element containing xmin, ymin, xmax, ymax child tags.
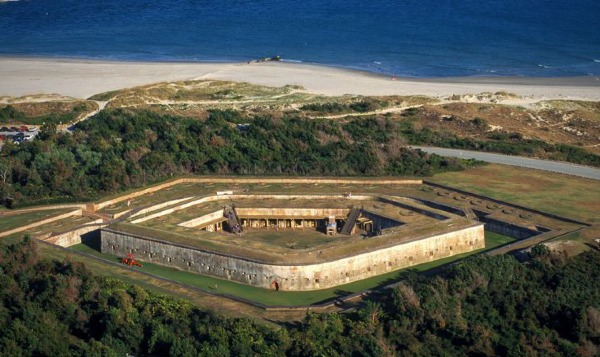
<box><xmin>69</xmin><ymin>230</ymin><xmax>515</xmax><ymax>306</ymax></box>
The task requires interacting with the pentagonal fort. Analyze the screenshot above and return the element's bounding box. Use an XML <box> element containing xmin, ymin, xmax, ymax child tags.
<box><xmin>101</xmin><ymin>191</ymin><xmax>485</xmax><ymax>291</ymax></box>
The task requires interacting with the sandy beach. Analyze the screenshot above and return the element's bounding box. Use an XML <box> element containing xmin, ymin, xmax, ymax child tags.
<box><xmin>1</xmin><ymin>57</ymin><xmax>599</xmax><ymax>101</ymax></box>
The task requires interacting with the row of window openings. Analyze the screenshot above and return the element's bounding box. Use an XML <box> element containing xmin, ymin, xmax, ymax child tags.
<box><xmin>112</xmin><ymin>244</ymin><xmax>470</xmax><ymax>259</ymax></box>
<box><xmin>113</xmin><ymin>245</ymin><xmax>413</xmax><ymax>270</ymax></box>
<box><xmin>111</xmin><ymin>246</ymin><xmax>440</xmax><ymax>268</ymax></box>
<box><xmin>114</xmin><ymin>246</ymin><xmax>445</xmax><ymax>260</ymax></box>
<box><xmin>112</xmin><ymin>248</ymin><xmax>464</xmax><ymax>266</ymax></box>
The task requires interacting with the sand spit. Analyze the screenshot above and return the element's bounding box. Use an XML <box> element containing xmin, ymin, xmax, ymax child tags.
<box><xmin>0</xmin><ymin>57</ymin><xmax>599</xmax><ymax>101</ymax></box>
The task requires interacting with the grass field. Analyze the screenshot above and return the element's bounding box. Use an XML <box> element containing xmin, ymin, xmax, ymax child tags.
<box><xmin>69</xmin><ymin>230</ymin><xmax>514</xmax><ymax>307</ymax></box>
<box><xmin>431</xmin><ymin>164</ymin><xmax>600</xmax><ymax>224</ymax></box>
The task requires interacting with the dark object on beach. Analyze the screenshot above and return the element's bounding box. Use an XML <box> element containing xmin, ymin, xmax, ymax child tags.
<box><xmin>248</xmin><ymin>55</ymin><xmax>281</xmax><ymax>64</ymax></box>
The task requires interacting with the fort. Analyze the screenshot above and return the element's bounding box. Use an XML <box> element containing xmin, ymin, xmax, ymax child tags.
<box><xmin>11</xmin><ymin>177</ymin><xmax>585</xmax><ymax>294</ymax></box>
<box><xmin>101</xmin><ymin>193</ymin><xmax>485</xmax><ymax>291</ymax></box>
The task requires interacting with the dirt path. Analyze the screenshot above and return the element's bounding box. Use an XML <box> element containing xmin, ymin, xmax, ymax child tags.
<box><xmin>56</xmin><ymin>100</ymin><xmax>107</xmax><ymax>132</ymax></box>
<box><xmin>309</xmin><ymin>105</ymin><xmax>416</xmax><ymax>119</ymax></box>
<box><xmin>305</xmin><ymin>95</ymin><xmax>547</xmax><ymax>120</ymax></box>
<box><xmin>74</xmin><ymin>100</ymin><xmax>108</xmax><ymax>124</ymax></box>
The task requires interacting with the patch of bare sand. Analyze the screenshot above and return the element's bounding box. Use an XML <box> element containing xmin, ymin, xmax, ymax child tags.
<box><xmin>1</xmin><ymin>57</ymin><xmax>599</xmax><ymax>101</ymax></box>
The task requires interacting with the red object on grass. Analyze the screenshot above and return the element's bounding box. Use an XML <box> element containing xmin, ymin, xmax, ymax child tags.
<box><xmin>121</xmin><ymin>253</ymin><xmax>143</xmax><ymax>267</ymax></box>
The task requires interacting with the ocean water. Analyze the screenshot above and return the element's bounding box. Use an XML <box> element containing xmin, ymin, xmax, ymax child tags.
<box><xmin>0</xmin><ymin>0</ymin><xmax>599</xmax><ymax>77</ymax></box>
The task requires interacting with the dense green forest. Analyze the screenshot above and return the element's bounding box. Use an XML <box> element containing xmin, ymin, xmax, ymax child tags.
<box><xmin>0</xmin><ymin>109</ymin><xmax>477</xmax><ymax>208</ymax></box>
<box><xmin>1</xmin><ymin>238</ymin><xmax>599</xmax><ymax>356</ymax></box>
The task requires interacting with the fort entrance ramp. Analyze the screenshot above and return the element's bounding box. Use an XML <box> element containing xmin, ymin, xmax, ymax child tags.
<box><xmin>341</xmin><ymin>206</ymin><xmax>361</xmax><ymax>235</ymax></box>
<box><xmin>223</xmin><ymin>205</ymin><xmax>242</xmax><ymax>234</ymax></box>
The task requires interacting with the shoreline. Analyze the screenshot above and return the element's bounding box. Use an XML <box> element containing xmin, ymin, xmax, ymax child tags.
<box><xmin>3</xmin><ymin>53</ymin><xmax>600</xmax><ymax>84</ymax></box>
<box><xmin>1</xmin><ymin>56</ymin><xmax>599</xmax><ymax>100</ymax></box>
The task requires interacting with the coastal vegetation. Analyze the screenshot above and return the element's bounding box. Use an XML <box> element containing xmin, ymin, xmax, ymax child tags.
<box><xmin>400</xmin><ymin>102</ymin><xmax>600</xmax><ymax>160</ymax></box>
<box><xmin>0</xmin><ymin>101</ymin><xmax>97</xmax><ymax>125</ymax></box>
<box><xmin>82</xmin><ymin>80</ymin><xmax>600</xmax><ymax>167</ymax></box>
<box><xmin>1</xmin><ymin>237</ymin><xmax>598</xmax><ymax>355</ymax></box>
<box><xmin>300</xmin><ymin>98</ymin><xmax>384</xmax><ymax>114</ymax></box>
<box><xmin>68</xmin><ymin>80</ymin><xmax>600</xmax><ymax>167</ymax></box>
<box><xmin>0</xmin><ymin>108</ymin><xmax>477</xmax><ymax>208</ymax></box>
<box><xmin>2</xmin><ymin>93</ymin><xmax>598</xmax><ymax>210</ymax></box>
<box><xmin>399</xmin><ymin>117</ymin><xmax>600</xmax><ymax>167</ymax></box>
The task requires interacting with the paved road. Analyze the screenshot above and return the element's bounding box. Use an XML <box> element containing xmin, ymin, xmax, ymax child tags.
<box><xmin>412</xmin><ymin>146</ymin><xmax>600</xmax><ymax>180</ymax></box>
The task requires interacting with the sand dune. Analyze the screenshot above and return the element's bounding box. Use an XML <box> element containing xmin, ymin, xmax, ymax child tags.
<box><xmin>0</xmin><ymin>57</ymin><xmax>599</xmax><ymax>101</ymax></box>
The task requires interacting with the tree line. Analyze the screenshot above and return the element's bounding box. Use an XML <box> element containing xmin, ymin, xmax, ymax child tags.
<box><xmin>0</xmin><ymin>109</ymin><xmax>477</xmax><ymax>208</ymax></box>
<box><xmin>1</xmin><ymin>238</ymin><xmax>598</xmax><ymax>356</ymax></box>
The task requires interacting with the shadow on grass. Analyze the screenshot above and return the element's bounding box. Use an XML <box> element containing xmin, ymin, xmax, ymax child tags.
<box><xmin>333</xmin><ymin>289</ymin><xmax>353</xmax><ymax>297</ymax></box>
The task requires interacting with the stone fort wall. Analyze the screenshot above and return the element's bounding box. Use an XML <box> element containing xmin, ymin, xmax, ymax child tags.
<box><xmin>101</xmin><ymin>223</ymin><xmax>484</xmax><ymax>291</ymax></box>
